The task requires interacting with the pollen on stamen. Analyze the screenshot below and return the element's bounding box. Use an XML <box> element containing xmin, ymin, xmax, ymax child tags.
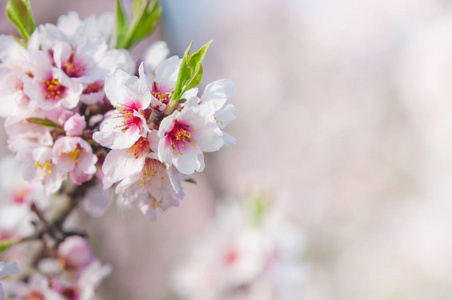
<box><xmin>214</xmin><ymin>117</ymin><xmax>224</xmax><ymax>126</ymax></box>
<box><xmin>151</xmin><ymin>82</ymin><xmax>172</xmax><ymax>104</ymax></box>
<box><xmin>68</xmin><ymin>148</ymin><xmax>80</xmax><ymax>163</ymax></box>
<box><xmin>126</xmin><ymin>137</ymin><xmax>150</xmax><ymax>160</ymax></box>
<box><xmin>35</xmin><ymin>161</ymin><xmax>53</xmax><ymax>178</ymax></box>
<box><xmin>165</xmin><ymin>121</ymin><xmax>196</xmax><ymax>154</ymax></box>
<box><xmin>83</xmin><ymin>81</ymin><xmax>104</xmax><ymax>94</ymax></box>
<box><xmin>43</xmin><ymin>78</ymin><xmax>66</xmax><ymax>101</ymax></box>
<box><xmin>62</xmin><ymin>52</ymin><xmax>86</xmax><ymax>78</ymax></box>
<box><xmin>139</xmin><ymin>158</ymin><xmax>166</xmax><ymax>186</ymax></box>
<box><xmin>111</xmin><ymin>102</ymin><xmax>145</xmax><ymax>132</ymax></box>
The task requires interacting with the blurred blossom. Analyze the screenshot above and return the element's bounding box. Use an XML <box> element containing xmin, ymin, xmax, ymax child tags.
<box><xmin>0</xmin><ymin>261</ymin><xmax>20</xmax><ymax>300</ymax></box>
<box><xmin>3</xmin><ymin>236</ymin><xmax>110</xmax><ymax>300</ymax></box>
<box><xmin>172</xmin><ymin>198</ymin><xmax>306</xmax><ymax>300</ymax></box>
<box><xmin>0</xmin><ymin>156</ymin><xmax>48</xmax><ymax>240</ymax></box>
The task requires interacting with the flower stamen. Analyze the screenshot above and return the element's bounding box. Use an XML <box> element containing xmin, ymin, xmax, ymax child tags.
<box><xmin>34</xmin><ymin>160</ymin><xmax>53</xmax><ymax>177</ymax></box>
<box><xmin>43</xmin><ymin>78</ymin><xmax>66</xmax><ymax>100</ymax></box>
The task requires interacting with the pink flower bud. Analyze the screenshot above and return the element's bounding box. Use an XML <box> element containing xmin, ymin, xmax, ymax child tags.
<box><xmin>64</xmin><ymin>113</ymin><xmax>86</xmax><ymax>136</ymax></box>
<box><xmin>57</xmin><ymin>109</ymin><xmax>74</xmax><ymax>126</ymax></box>
<box><xmin>58</xmin><ymin>236</ymin><xmax>92</xmax><ymax>269</ymax></box>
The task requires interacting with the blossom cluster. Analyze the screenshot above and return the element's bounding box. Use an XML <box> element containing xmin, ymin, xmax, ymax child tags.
<box><xmin>0</xmin><ymin>157</ymin><xmax>48</xmax><ymax>241</ymax></box>
<box><xmin>172</xmin><ymin>199</ymin><xmax>306</xmax><ymax>300</ymax></box>
<box><xmin>0</xmin><ymin>0</ymin><xmax>236</xmax><ymax>298</ymax></box>
<box><xmin>2</xmin><ymin>236</ymin><xmax>110</xmax><ymax>300</ymax></box>
<box><xmin>0</xmin><ymin>12</ymin><xmax>235</xmax><ymax>220</ymax></box>
<box><xmin>0</xmin><ymin>12</ymin><xmax>131</xmax><ymax>194</ymax></box>
<box><xmin>0</xmin><ymin>157</ymin><xmax>110</xmax><ymax>300</ymax></box>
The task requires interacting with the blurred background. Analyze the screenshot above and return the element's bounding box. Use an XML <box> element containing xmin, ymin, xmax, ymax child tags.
<box><xmin>2</xmin><ymin>0</ymin><xmax>452</xmax><ymax>299</ymax></box>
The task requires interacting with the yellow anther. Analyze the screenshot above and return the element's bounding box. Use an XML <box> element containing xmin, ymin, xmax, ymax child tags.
<box><xmin>68</xmin><ymin>148</ymin><xmax>80</xmax><ymax>163</ymax></box>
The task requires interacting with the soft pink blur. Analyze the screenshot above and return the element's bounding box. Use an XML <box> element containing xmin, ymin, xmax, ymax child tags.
<box><xmin>2</xmin><ymin>0</ymin><xmax>452</xmax><ymax>299</ymax></box>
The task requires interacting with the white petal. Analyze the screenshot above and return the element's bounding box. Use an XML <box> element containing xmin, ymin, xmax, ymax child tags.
<box><xmin>53</xmin><ymin>41</ymin><xmax>72</xmax><ymax>69</ymax></box>
<box><xmin>222</xmin><ymin>131</ymin><xmax>237</xmax><ymax>146</ymax></box>
<box><xmin>98</xmin><ymin>128</ymin><xmax>141</xmax><ymax>150</ymax></box>
<box><xmin>194</xmin><ymin>121</ymin><xmax>224</xmax><ymax>152</ymax></box>
<box><xmin>98</xmin><ymin>49</ymin><xmax>135</xmax><ymax>75</ymax></box>
<box><xmin>0</xmin><ymin>262</ymin><xmax>20</xmax><ymax>279</ymax></box>
<box><xmin>102</xmin><ymin>150</ymin><xmax>145</xmax><ymax>188</ymax></box>
<box><xmin>56</xmin><ymin>11</ymin><xmax>81</xmax><ymax>37</ymax></box>
<box><xmin>215</xmin><ymin>103</ymin><xmax>235</xmax><ymax>129</ymax></box>
<box><xmin>173</xmin><ymin>144</ymin><xmax>203</xmax><ymax>175</ymax></box>
<box><xmin>104</xmin><ymin>69</ymin><xmax>133</xmax><ymax>107</ymax></box>
<box><xmin>143</xmin><ymin>41</ymin><xmax>170</xmax><ymax>72</ymax></box>
<box><xmin>155</xmin><ymin>56</ymin><xmax>181</xmax><ymax>89</ymax></box>
<box><xmin>157</xmin><ymin>138</ymin><xmax>174</xmax><ymax>166</ymax></box>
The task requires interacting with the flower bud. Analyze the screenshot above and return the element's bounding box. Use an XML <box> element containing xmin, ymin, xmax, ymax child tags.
<box><xmin>58</xmin><ymin>236</ymin><xmax>92</xmax><ymax>269</ymax></box>
<box><xmin>64</xmin><ymin>113</ymin><xmax>86</xmax><ymax>136</ymax></box>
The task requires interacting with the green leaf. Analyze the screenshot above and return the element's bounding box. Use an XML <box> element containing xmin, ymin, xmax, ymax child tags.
<box><xmin>181</xmin><ymin>64</ymin><xmax>203</xmax><ymax>96</ymax></box>
<box><xmin>250</xmin><ymin>195</ymin><xmax>267</xmax><ymax>225</ymax></box>
<box><xmin>5</xmin><ymin>0</ymin><xmax>36</xmax><ymax>41</ymax></box>
<box><xmin>132</xmin><ymin>0</ymin><xmax>144</xmax><ymax>16</ymax></box>
<box><xmin>115</xmin><ymin>0</ymin><xmax>129</xmax><ymax>49</ymax></box>
<box><xmin>125</xmin><ymin>0</ymin><xmax>162</xmax><ymax>49</ymax></box>
<box><xmin>0</xmin><ymin>239</ymin><xmax>18</xmax><ymax>254</ymax></box>
<box><xmin>170</xmin><ymin>41</ymin><xmax>212</xmax><ymax>111</ymax></box>
<box><xmin>184</xmin><ymin>178</ymin><xmax>197</xmax><ymax>184</ymax></box>
<box><xmin>187</xmin><ymin>40</ymin><xmax>212</xmax><ymax>72</ymax></box>
<box><xmin>12</xmin><ymin>34</ymin><xmax>27</xmax><ymax>48</ymax></box>
<box><xmin>26</xmin><ymin>118</ymin><xmax>59</xmax><ymax>128</ymax></box>
<box><xmin>172</xmin><ymin>41</ymin><xmax>193</xmax><ymax>102</ymax></box>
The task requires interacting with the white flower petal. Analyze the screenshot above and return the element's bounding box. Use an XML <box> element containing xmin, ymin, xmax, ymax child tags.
<box><xmin>143</xmin><ymin>41</ymin><xmax>170</xmax><ymax>73</ymax></box>
<box><xmin>102</xmin><ymin>150</ymin><xmax>145</xmax><ymax>188</ymax></box>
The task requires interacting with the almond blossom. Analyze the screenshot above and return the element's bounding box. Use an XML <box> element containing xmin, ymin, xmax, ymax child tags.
<box><xmin>52</xmin><ymin>136</ymin><xmax>98</xmax><ymax>185</ymax></box>
<box><xmin>63</xmin><ymin>113</ymin><xmax>86</xmax><ymax>136</ymax></box>
<box><xmin>22</xmin><ymin>146</ymin><xmax>66</xmax><ymax>195</ymax></box>
<box><xmin>139</xmin><ymin>56</ymin><xmax>198</xmax><ymax>111</ymax></box>
<box><xmin>158</xmin><ymin>97</ymin><xmax>224</xmax><ymax>175</ymax></box>
<box><xmin>115</xmin><ymin>156</ymin><xmax>184</xmax><ymax>220</ymax></box>
<box><xmin>172</xmin><ymin>200</ymin><xmax>306</xmax><ymax>300</ymax></box>
<box><xmin>23</xmin><ymin>49</ymin><xmax>83</xmax><ymax>110</ymax></box>
<box><xmin>198</xmin><ymin>79</ymin><xmax>236</xmax><ymax>146</ymax></box>
<box><xmin>2</xmin><ymin>273</ymin><xmax>64</xmax><ymax>300</ymax></box>
<box><xmin>101</xmin><ymin>131</ymin><xmax>158</xmax><ymax>189</ymax></box>
<box><xmin>0</xmin><ymin>157</ymin><xmax>48</xmax><ymax>240</ymax></box>
<box><xmin>90</xmin><ymin>49</ymin><xmax>235</xmax><ymax>218</ymax></box>
<box><xmin>92</xmin><ymin>68</ymin><xmax>153</xmax><ymax>149</ymax></box>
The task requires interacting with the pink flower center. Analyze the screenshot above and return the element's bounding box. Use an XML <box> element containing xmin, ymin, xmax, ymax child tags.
<box><xmin>83</xmin><ymin>80</ymin><xmax>104</xmax><ymax>94</ymax></box>
<box><xmin>62</xmin><ymin>52</ymin><xmax>86</xmax><ymax>78</ymax></box>
<box><xmin>126</xmin><ymin>137</ymin><xmax>150</xmax><ymax>159</ymax></box>
<box><xmin>140</xmin><ymin>158</ymin><xmax>166</xmax><ymax>186</ymax></box>
<box><xmin>165</xmin><ymin>121</ymin><xmax>196</xmax><ymax>155</ymax></box>
<box><xmin>114</xmin><ymin>101</ymin><xmax>144</xmax><ymax>132</ymax></box>
<box><xmin>43</xmin><ymin>77</ymin><xmax>66</xmax><ymax>101</ymax></box>
<box><xmin>151</xmin><ymin>82</ymin><xmax>172</xmax><ymax>104</ymax></box>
